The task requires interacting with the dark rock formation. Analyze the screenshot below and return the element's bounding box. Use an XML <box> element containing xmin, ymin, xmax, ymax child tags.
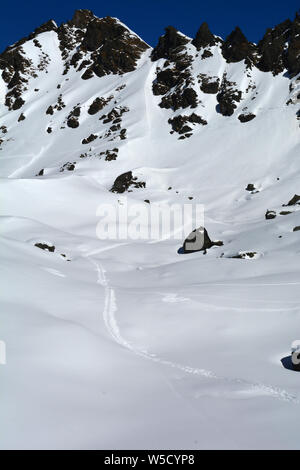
<box><xmin>60</xmin><ymin>162</ymin><xmax>76</xmax><ymax>172</ymax></box>
<box><xmin>67</xmin><ymin>106</ymin><xmax>81</xmax><ymax>128</ymax></box>
<box><xmin>257</xmin><ymin>19</ymin><xmax>292</xmax><ymax>75</ymax></box>
<box><xmin>201</xmin><ymin>49</ymin><xmax>213</xmax><ymax>59</ymax></box>
<box><xmin>230</xmin><ymin>252</ymin><xmax>257</xmax><ymax>259</ymax></box>
<box><xmin>110</xmin><ymin>171</ymin><xmax>146</xmax><ymax>193</ymax></box>
<box><xmin>67</xmin><ymin>117</ymin><xmax>79</xmax><ymax>128</ymax></box>
<box><xmin>80</xmin><ymin>17</ymin><xmax>149</xmax><ymax>77</ymax></box>
<box><xmin>265</xmin><ymin>210</ymin><xmax>276</xmax><ymax>219</ymax></box>
<box><xmin>82</xmin><ymin>134</ymin><xmax>97</xmax><ymax>144</ymax></box>
<box><xmin>160</xmin><ymin>87</ymin><xmax>198</xmax><ymax>110</ymax></box>
<box><xmin>222</xmin><ymin>27</ymin><xmax>254</xmax><ymax>63</ymax></box>
<box><xmin>46</xmin><ymin>105</ymin><xmax>54</xmax><ymax>115</ymax></box>
<box><xmin>168</xmin><ymin>113</ymin><xmax>207</xmax><ymax>136</ymax></box>
<box><xmin>81</xmin><ymin>68</ymin><xmax>94</xmax><ymax>80</ymax></box>
<box><xmin>12</xmin><ymin>97</ymin><xmax>25</xmax><ymax>110</ymax></box>
<box><xmin>192</xmin><ymin>22</ymin><xmax>217</xmax><ymax>50</ymax></box>
<box><xmin>98</xmin><ymin>148</ymin><xmax>119</xmax><ymax>161</ymax></box>
<box><xmin>285</xmin><ymin>13</ymin><xmax>300</xmax><ymax>77</ymax></box>
<box><xmin>152</xmin><ymin>68</ymin><xmax>179</xmax><ymax>95</ymax></box>
<box><xmin>151</xmin><ymin>26</ymin><xmax>198</xmax><ymax>112</ymax></box>
<box><xmin>283</xmin><ymin>194</ymin><xmax>300</xmax><ymax>206</ymax></box>
<box><xmin>151</xmin><ymin>26</ymin><xmax>189</xmax><ymax>61</ymax></box>
<box><xmin>238</xmin><ymin>113</ymin><xmax>256</xmax><ymax>123</ymax></box>
<box><xmin>69</xmin><ymin>9</ymin><xmax>95</xmax><ymax>28</ymax></box>
<box><xmin>198</xmin><ymin>74</ymin><xmax>219</xmax><ymax>94</ymax></box>
<box><xmin>183</xmin><ymin>227</ymin><xmax>223</xmax><ymax>253</ymax></box>
<box><xmin>88</xmin><ymin>97</ymin><xmax>111</xmax><ymax>115</ymax></box>
<box><xmin>217</xmin><ymin>75</ymin><xmax>242</xmax><ymax>116</ymax></box>
<box><xmin>280</xmin><ymin>210</ymin><xmax>292</xmax><ymax>215</ymax></box>
<box><xmin>18</xmin><ymin>113</ymin><xmax>25</xmax><ymax>122</ymax></box>
<box><xmin>245</xmin><ymin>183</ymin><xmax>256</xmax><ymax>191</ymax></box>
<box><xmin>0</xmin><ymin>20</ymin><xmax>58</xmax><ymax>110</ymax></box>
<box><xmin>35</xmin><ymin>243</ymin><xmax>55</xmax><ymax>252</ymax></box>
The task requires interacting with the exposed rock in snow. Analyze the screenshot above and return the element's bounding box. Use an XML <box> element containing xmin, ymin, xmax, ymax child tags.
<box><xmin>183</xmin><ymin>227</ymin><xmax>223</xmax><ymax>253</ymax></box>
<box><xmin>238</xmin><ymin>113</ymin><xmax>256</xmax><ymax>123</ymax></box>
<box><xmin>265</xmin><ymin>210</ymin><xmax>277</xmax><ymax>220</ymax></box>
<box><xmin>283</xmin><ymin>194</ymin><xmax>300</xmax><ymax>206</ymax></box>
<box><xmin>110</xmin><ymin>171</ymin><xmax>146</xmax><ymax>193</ymax></box>
<box><xmin>34</xmin><ymin>242</ymin><xmax>55</xmax><ymax>252</ymax></box>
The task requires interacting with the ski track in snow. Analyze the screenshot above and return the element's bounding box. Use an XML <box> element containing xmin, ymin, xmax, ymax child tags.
<box><xmin>87</xmin><ymin>256</ymin><xmax>299</xmax><ymax>405</ymax></box>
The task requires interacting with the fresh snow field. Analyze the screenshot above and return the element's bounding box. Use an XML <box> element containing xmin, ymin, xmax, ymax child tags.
<box><xmin>1</xmin><ymin>15</ymin><xmax>300</xmax><ymax>449</ymax></box>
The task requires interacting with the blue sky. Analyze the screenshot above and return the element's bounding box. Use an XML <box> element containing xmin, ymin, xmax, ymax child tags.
<box><xmin>1</xmin><ymin>0</ymin><xmax>300</xmax><ymax>52</ymax></box>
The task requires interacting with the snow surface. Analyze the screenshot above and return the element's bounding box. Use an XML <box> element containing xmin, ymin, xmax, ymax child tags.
<box><xmin>1</xmin><ymin>22</ymin><xmax>300</xmax><ymax>449</ymax></box>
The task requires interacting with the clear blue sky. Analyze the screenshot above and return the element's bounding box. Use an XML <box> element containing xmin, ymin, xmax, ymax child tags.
<box><xmin>1</xmin><ymin>0</ymin><xmax>300</xmax><ymax>52</ymax></box>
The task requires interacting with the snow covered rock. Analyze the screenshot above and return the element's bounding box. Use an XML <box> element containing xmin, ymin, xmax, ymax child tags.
<box><xmin>265</xmin><ymin>210</ymin><xmax>277</xmax><ymax>220</ymax></box>
<box><xmin>183</xmin><ymin>227</ymin><xmax>223</xmax><ymax>253</ymax></box>
<box><xmin>291</xmin><ymin>340</ymin><xmax>300</xmax><ymax>371</ymax></box>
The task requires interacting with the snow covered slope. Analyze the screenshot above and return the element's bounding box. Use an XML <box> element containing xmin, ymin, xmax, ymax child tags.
<box><xmin>1</xmin><ymin>9</ymin><xmax>300</xmax><ymax>449</ymax></box>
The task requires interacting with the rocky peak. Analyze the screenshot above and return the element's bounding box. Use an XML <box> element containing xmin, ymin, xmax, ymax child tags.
<box><xmin>192</xmin><ymin>22</ymin><xmax>217</xmax><ymax>50</ymax></box>
<box><xmin>82</xmin><ymin>16</ymin><xmax>130</xmax><ymax>51</ymax></box>
<box><xmin>257</xmin><ymin>19</ymin><xmax>292</xmax><ymax>74</ymax></box>
<box><xmin>222</xmin><ymin>26</ymin><xmax>254</xmax><ymax>63</ymax></box>
<box><xmin>33</xmin><ymin>20</ymin><xmax>58</xmax><ymax>35</ymax></box>
<box><xmin>78</xmin><ymin>16</ymin><xmax>149</xmax><ymax>77</ymax></box>
<box><xmin>69</xmin><ymin>9</ymin><xmax>95</xmax><ymax>28</ymax></box>
<box><xmin>1</xmin><ymin>19</ymin><xmax>57</xmax><ymax>54</ymax></box>
<box><xmin>151</xmin><ymin>26</ymin><xmax>189</xmax><ymax>61</ymax></box>
<box><xmin>285</xmin><ymin>14</ymin><xmax>300</xmax><ymax>77</ymax></box>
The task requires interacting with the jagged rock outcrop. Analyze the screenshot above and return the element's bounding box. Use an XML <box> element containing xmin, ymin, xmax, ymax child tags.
<box><xmin>67</xmin><ymin>106</ymin><xmax>81</xmax><ymax>128</ymax></box>
<box><xmin>217</xmin><ymin>75</ymin><xmax>242</xmax><ymax>116</ymax></box>
<box><xmin>257</xmin><ymin>19</ymin><xmax>292</xmax><ymax>75</ymax></box>
<box><xmin>35</xmin><ymin>243</ymin><xmax>55</xmax><ymax>252</ymax></box>
<box><xmin>168</xmin><ymin>113</ymin><xmax>207</xmax><ymax>137</ymax></box>
<box><xmin>88</xmin><ymin>97</ymin><xmax>112</xmax><ymax>115</ymax></box>
<box><xmin>198</xmin><ymin>74</ymin><xmax>219</xmax><ymax>94</ymax></box>
<box><xmin>238</xmin><ymin>113</ymin><xmax>256</xmax><ymax>123</ymax></box>
<box><xmin>283</xmin><ymin>194</ymin><xmax>300</xmax><ymax>206</ymax></box>
<box><xmin>151</xmin><ymin>26</ymin><xmax>189</xmax><ymax>62</ymax></box>
<box><xmin>151</xmin><ymin>26</ymin><xmax>199</xmax><ymax>111</ymax></box>
<box><xmin>285</xmin><ymin>13</ymin><xmax>300</xmax><ymax>77</ymax></box>
<box><xmin>192</xmin><ymin>22</ymin><xmax>217</xmax><ymax>49</ymax></box>
<box><xmin>222</xmin><ymin>27</ymin><xmax>254</xmax><ymax>63</ymax></box>
<box><xmin>69</xmin><ymin>9</ymin><xmax>95</xmax><ymax>28</ymax></box>
<box><xmin>110</xmin><ymin>171</ymin><xmax>146</xmax><ymax>193</ymax></box>
<box><xmin>79</xmin><ymin>16</ymin><xmax>149</xmax><ymax>77</ymax></box>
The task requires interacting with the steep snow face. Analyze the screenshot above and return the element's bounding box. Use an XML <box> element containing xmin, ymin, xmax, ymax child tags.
<box><xmin>1</xmin><ymin>10</ymin><xmax>300</xmax><ymax>449</ymax></box>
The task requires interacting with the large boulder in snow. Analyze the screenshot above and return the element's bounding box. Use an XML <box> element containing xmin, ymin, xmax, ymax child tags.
<box><xmin>110</xmin><ymin>171</ymin><xmax>146</xmax><ymax>193</ymax></box>
<box><xmin>238</xmin><ymin>113</ymin><xmax>256</xmax><ymax>123</ymax></box>
<box><xmin>265</xmin><ymin>210</ymin><xmax>276</xmax><ymax>220</ymax></box>
<box><xmin>183</xmin><ymin>227</ymin><xmax>223</xmax><ymax>253</ymax></box>
<box><xmin>291</xmin><ymin>340</ymin><xmax>300</xmax><ymax>371</ymax></box>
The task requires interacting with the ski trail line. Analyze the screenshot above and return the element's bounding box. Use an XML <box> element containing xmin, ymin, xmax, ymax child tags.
<box><xmin>87</xmin><ymin>256</ymin><xmax>299</xmax><ymax>404</ymax></box>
